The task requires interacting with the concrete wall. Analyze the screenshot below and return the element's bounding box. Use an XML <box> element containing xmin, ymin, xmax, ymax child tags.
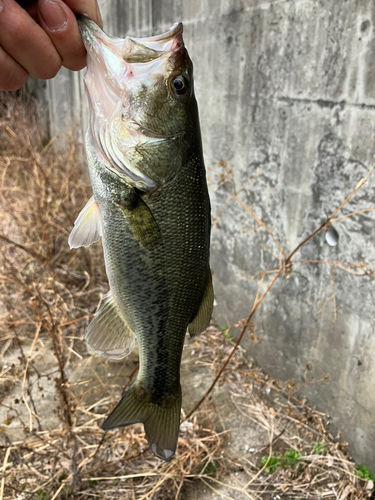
<box><xmin>44</xmin><ymin>0</ymin><xmax>375</xmax><ymax>468</ymax></box>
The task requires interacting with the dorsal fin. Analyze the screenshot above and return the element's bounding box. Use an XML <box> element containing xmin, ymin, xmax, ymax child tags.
<box><xmin>188</xmin><ymin>272</ymin><xmax>214</xmax><ymax>337</ymax></box>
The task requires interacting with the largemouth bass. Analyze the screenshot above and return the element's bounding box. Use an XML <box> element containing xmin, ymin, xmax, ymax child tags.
<box><xmin>69</xmin><ymin>16</ymin><xmax>213</xmax><ymax>461</ymax></box>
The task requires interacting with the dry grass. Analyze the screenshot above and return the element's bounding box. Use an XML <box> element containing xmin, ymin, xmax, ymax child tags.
<box><xmin>0</xmin><ymin>93</ymin><xmax>373</xmax><ymax>499</ymax></box>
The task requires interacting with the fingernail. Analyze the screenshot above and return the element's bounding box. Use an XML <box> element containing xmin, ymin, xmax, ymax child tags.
<box><xmin>0</xmin><ymin>0</ymin><xmax>4</xmax><ymax>14</ymax></box>
<box><xmin>39</xmin><ymin>0</ymin><xmax>67</xmax><ymax>31</ymax></box>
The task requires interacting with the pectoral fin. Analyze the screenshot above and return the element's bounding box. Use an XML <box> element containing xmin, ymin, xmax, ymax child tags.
<box><xmin>86</xmin><ymin>291</ymin><xmax>135</xmax><ymax>359</ymax></box>
<box><xmin>188</xmin><ymin>272</ymin><xmax>214</xmax><ymax>337</ymax></box>
<box><xmin>115</xmin><ymin>190</ymin><xmax>161</xmax><ymax>247</ymax></box>
<box><xmin>68</xmin><ymin>196</ymin><xmax>102</xmax><ymax>249</ymax></box>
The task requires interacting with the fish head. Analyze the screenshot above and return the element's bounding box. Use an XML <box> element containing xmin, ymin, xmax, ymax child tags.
<box><xmin>78</xmin><ymin>16</ymin><xmax>196</xmax><ymax>191</ymax></box>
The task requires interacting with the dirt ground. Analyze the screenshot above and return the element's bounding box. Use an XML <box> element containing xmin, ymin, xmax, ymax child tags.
<box><xmin>1</xmin><ymin>324</ymin><xmax>373</xmax><ymax>499</ymax></box>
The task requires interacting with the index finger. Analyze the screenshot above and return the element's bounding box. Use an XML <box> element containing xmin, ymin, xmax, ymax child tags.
<box><xmin>0</xmin><ymin>0</ymin><xmax>61</xmax><ymax>80</ymax></box>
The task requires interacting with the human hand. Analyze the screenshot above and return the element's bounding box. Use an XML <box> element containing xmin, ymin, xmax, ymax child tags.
<box><xmin>0</xmin><ymin>0</ymin><xmax>102</xmax><ymax>91</ymax></box>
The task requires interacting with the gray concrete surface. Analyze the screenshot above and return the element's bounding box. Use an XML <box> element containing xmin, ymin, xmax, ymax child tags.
<box><xmin>42</xmin><ymin>0</ymin><xmax>375</xmax><ymax>469</ymax></box>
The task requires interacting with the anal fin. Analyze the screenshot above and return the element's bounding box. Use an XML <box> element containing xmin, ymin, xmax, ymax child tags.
<box><xmin>188</xmin><ymin>272</ymin><xmax>214</xmax><ymax>337</ymax></box>
<box><xmin>68</xmin><ymin>196</ymin><xmax>102</xmax><ymax>249</ymax></box>
<box><xmin>86</xmin><ymin>291</ymin><xmax>135</xmax><ymax>360</ymax></box>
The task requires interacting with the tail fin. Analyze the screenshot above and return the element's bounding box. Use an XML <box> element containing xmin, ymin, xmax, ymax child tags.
<box><xmin>102</xmin><ymin>383</ymin><xmax>182</xmax><ymax>461</ymax></box>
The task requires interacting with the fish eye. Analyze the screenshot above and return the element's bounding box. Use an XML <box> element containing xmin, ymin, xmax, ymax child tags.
<box><xmin>170</xmin><ymin>75</ymin><xmax>188</xmax><ymax>96</ymax></box>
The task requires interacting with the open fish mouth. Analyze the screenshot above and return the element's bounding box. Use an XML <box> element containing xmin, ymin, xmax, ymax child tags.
<box><xmin>77</xmin><ymin>15</ymin><xmax>184</xmax><ymax>89</ymax></box>
<box><xmin>77</xmin><ymin>16</ymin><xmax>187</xmax><ymax>191</ymax></box>
<box><xmin>77</xmin><ymin>15</ymin><xmax>183</xmax><ymax>62</ymax></box>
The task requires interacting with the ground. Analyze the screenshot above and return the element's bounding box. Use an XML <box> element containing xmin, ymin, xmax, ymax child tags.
<box><xmin>0</xmin><ymin>324</ymin><xmax>373</xmax><ymax>499</ymax></box>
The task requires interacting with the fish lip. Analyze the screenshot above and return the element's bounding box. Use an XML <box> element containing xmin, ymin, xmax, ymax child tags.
<box><xmin>76</xmin><ymin>14</ymin><xmax>100</xmax><ymax>42</ymax></box>
<box><xmin>132</xmin><ymin>22</ymin><xmax>183</xmax><ymax>43</ymax></box>
<box><xmin>77</xmin><ymin>14</ymin><xmax>123</xmax><ymax>53</ymax></box>
<box><xmin>77</xmin><ymin>14</ymin><xmax>101</xmax><ymax>37</ymax></box>
<box><xmin>77</xmin><ymin>15</ymin><xmax>183</xmax><ymax>50</ymax></box>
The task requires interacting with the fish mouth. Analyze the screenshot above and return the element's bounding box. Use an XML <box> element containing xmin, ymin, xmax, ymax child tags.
<box><xmin>77</xmin><ymin>15</ymin><xmax>183</xmax><ymax>64</ymax></box>
<box><xmin>77</xmin><ymin>16</ymin><xmax>186</xmax><ymax>191</ymax></box>
<box><xmin>77</xmin><ymin>15</ymin><xmax>126</xmax><ymax>87</ymax></box>
<box><xmin>77</xmin><ymin>14</ymin><xmax>124</xmax><ymax>48</ymax></box>
<box><xmin>122</xmin><ymin>22</ymin><xmax>183</xmax><ymax>62</ymax></box>
<box><xmin>77</xmin><ymin>15</ymin><xmax>185</xmax><ymax>113</ymax></box>
<box><xmin>77</xmin><ymin>14</ymin><xmax>183</xmax><ymax>42</ymax></box>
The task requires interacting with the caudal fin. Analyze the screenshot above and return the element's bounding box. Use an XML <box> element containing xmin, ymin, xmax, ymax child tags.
<box><xmin>102</xmin><ymin>383</ymin><xmax>182</xmax><ymax>461</ymax></box>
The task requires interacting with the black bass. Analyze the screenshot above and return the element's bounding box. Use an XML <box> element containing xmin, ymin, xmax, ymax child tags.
<box><xmin>69</xmin><ymin>17</ymin><xmax>213</xmax><ymax>461</ymax></box>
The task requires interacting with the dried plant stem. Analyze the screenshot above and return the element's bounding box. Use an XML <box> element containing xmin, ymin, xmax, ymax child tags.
<box><xmin>200</xmin><ymin>478</ymin><xmax>235</xmax><ymax>500</ymax></box>
<box><xmin>286</xmin><ymin>164</ymin><xmax>375</xmax><ymax>264</ymax></box>
<box><xmin>291</xmin><ymin>260</ymin><xmax>368</xmax><ymax>276</ymax></box>
<box><xmin>0</xmin><ymin>234</ymin><xmax>48</xmax><ymax>265</ymax></box>
<box><xmin>331</xmin><ymin>206</ymin><xmax>375</xmax><ymax>223</ymax></box>
<box><xmin>0</xmin><ymin>447</ymin><xmax>13</xmax><ymax>500</ymax></box>
<box><xmin>244</xmin><ymin>422</ymin><xmax>275</xmax><ymax>490</ymax></box>
<box><xmin>21</xmin><ymin>323</ymin><xmax>42</xmax><ymax>432</ymax></box>
<box><xmin>50</xmin><ymin>477</ymin><xmax>71</xmax><ymax>500</ymax></box>
<box><xmin>230</xmin><ymin>191</ymin><xmax>286</xmax><ymax>259</ymax></box>
<box><xmin>80</xmin><ymin>473</ymin><xmax>159</xmax><ymax>482</ymax></box>
<box><xmin>185</xmin><ymin>268</ymin><xmax>282</xmax><ymax>419</ymax></box>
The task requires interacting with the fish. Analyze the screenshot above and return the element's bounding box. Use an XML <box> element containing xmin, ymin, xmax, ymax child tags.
<box><xmin>69</xmin><ymin>16</ymin><xmax>213</xmax><ymax>461</ymax></box>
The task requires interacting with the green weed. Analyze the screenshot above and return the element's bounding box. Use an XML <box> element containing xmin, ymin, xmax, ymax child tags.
<box><xmin>355</xmin><ymin>465</ymin><xmax>375</xmax><ymax>481</ymax></box>
<box><xmin>261</xmin><ymin>449</ymin><xmax>305</xmax><ymax>473</ymax></box>
<box><xmin>219</xmin><ymin>323</ymin><xmax>233</xmax><ymax>342</ymax></box>
<box><xmin>284</xmin><ymin>449</ymin><xmax>305</xmax><ymax>468</ymax></box>
<box><xmin>197</xmin><ymin>453</ymin><xmax>218</xmax><ymax>477</ymax></box>
<box><xmin>313</xmin><ymin>442</ymin><xmax>328</xmax><ymax>455</ymax></box>
<box><xmin>260</xmin><ymin>455</ymin><xmax>282</xmax><ymax>473</ymax></box>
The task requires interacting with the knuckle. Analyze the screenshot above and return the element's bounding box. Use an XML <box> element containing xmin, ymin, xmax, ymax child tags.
<box><xmin>39</xmin><ymin>60</ymin><xmax>61</xmax><ymax>80</ymax></box>
<box><xmin>0</xmin><ymin>68</ymin><xmax>27</xmax><ymax>91</ymax></box>
<box><xmin>63</xmin><ymin>58</ymin><xmax>85</xmax><ymax>72</ymax></box>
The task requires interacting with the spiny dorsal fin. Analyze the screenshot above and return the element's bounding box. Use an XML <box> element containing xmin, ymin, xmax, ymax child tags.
<box><xmin>86</xmin><ymin>291</ymin><xmax>135</xmax><ymax>360</ymax></box>
<box><xmin>188</xmin><ymin>272</ymin><xmax>214</xmax><ymax>337</ymax></box>
<box><xmin>68</xmin><ymin>196</ymin><xmax>102</xmax><ymax>249</ymax></box>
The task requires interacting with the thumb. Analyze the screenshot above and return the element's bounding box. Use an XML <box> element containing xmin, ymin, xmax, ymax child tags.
<box><xmin>37</xmin><ymin>0</ymin><xmax>87</xmax><ymax>71</ymax></box>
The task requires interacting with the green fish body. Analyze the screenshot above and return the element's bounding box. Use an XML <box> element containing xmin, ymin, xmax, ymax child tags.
<box><xmin>69</xmin><ymin>17</ymin><xmax>213</xmax><ymax>461</ymax></box>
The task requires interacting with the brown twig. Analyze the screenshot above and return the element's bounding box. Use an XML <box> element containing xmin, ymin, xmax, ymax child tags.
<box><xmin>229</xmin><ymin>190</ymin><xmax>286</xmax><ymax>259</ymax></box>
<box><xmin>185</xmin><ymin>269</ymin><xmax>282</xmax><ymax>419</ymax></box>
<box><xmin>291</xmin><ymin>259</ymin><xmax>368</xmax><ymax>276</ymax></box>
<box><xmin>331</xmin><ymin>206</ymin><xmax>375</xmax><ymax>223</ymax></box>
<box><xmin>286</xmin><ymin>165</ymin><xmax>375</xmax><ymax>265</ymax></box>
